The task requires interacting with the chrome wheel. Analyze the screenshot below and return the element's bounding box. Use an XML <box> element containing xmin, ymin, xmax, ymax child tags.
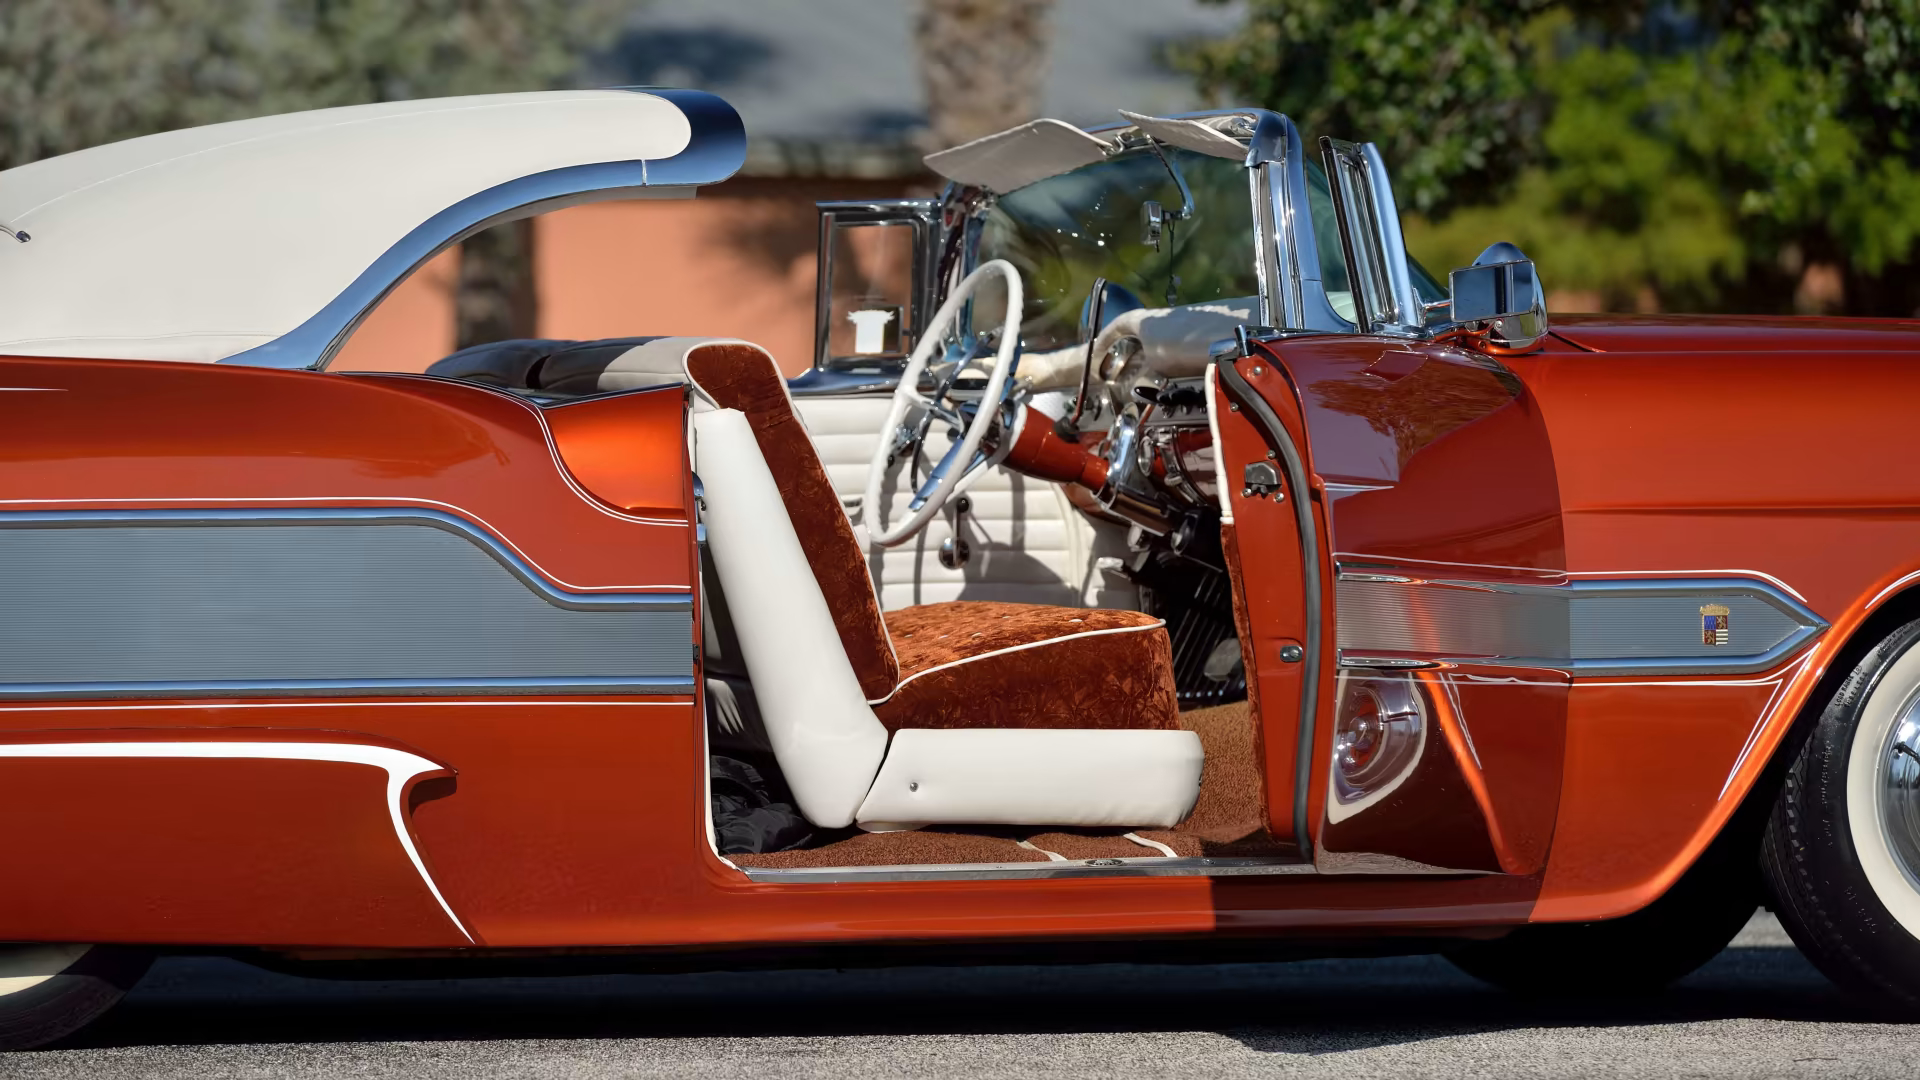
<box><xmin>1878</xmin><ymin>703</ymin><xmax>1920</xmax><ymax>895</ymax></box>
<box><xmin>1844</xmin><ymin>642</ymin><xmax>1920</xmax><ymax>941</ymax></box>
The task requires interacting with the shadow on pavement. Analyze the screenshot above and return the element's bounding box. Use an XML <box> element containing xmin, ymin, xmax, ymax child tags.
<box><xmin>62</xmin><ymin>938</ymin><xmax>1880</xmax><ymax>1055</ymax></box>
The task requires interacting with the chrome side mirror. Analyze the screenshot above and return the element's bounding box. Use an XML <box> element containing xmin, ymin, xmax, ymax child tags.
<box><xmin>1141</xmin><ymin>200</ymin><xmax>1165</xmax><ymax>251</ymax></box>
<box><xmin>1450</xmin><ymin>242</ymin><xmax>1548</xmax><ymax>351</ymax></box>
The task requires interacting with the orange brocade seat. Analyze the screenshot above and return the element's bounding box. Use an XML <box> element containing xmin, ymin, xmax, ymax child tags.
<box><xmin>875</xmin><ymin>602</ymin><xmax>1178</xmax><ymax>732</ymax></box>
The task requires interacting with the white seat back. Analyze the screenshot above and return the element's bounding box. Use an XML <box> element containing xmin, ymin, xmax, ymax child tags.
<box><xmin>691</xmin><ymin>408</ymin><xmax>888</xmax><ymax>827</ymax></box>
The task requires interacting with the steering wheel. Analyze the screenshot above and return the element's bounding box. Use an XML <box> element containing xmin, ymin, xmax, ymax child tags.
<box><xmin>862</xmin><ymin>259</ymin><xmax>1023</xmax><ymax>547</ymax></box>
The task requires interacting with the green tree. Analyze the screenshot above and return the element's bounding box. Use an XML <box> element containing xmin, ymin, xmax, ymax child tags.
<box><xmin>1178</xmin><ymin>0</ymin><xmax>1920</xmax><ymax>316</ymax></box>
<box><xmin>0</xmin><ymin>0</ymin><xmax>627</xmax><ymax>347</ymax></box>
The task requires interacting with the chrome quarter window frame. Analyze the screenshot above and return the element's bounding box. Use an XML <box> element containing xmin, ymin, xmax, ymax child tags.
<box><xmin>221</xmin><ymin>88</ymin><xmax>747</xmax><ymax>372</ymax></box>
<box><xmin>811</xmin><ymin>198</ymin><xmax>939</xmax><ymax>374</ymax></box>
<box><xmin>1319</xmin><ymin>137</ymin><xmax>1424</xmax><ymax>338</ymax></box>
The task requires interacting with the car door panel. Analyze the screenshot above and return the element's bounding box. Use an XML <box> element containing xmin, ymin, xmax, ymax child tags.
<box><xmin>1240</xmin><ymin>336</ymin><xmax>1569</xmax><ymax>876</ymax></box>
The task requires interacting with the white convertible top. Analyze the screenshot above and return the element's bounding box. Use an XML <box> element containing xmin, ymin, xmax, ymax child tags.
<box><xmin>0</xmin><ymin>90</ymin><xmax>734</xmax><ymax>365</ymax></box>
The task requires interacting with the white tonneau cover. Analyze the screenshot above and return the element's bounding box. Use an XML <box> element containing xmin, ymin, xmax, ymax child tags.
<box><xmin>0</xmin><ymin>91</ymin><xmax>698</xmax><ymax>364</ymax></box>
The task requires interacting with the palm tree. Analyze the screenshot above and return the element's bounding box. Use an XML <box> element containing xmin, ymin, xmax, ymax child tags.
<box><xmin>913</xmin><ymin>0</ymin><xmax>1056</xmax><ymax>152</ymax></box>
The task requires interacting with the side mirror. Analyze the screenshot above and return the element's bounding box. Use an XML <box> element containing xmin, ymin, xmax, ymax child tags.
<box><xmin>1449</xmin><ymin>242</ymin><xmax>1548</xmax><ymax>351</ymax></box>
<box><xmin>1141</xmin><ymin>200</ymin><xmax>1165</xmax><ymax>251</ymax></box>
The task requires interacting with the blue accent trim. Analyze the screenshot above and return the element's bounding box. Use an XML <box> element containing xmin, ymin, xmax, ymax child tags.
<box><xmin>221</xmin><ymin>88</ymin><xmax>746</xmax><ymax>372</ymax></box>
<box><xmin>1554</xmin><ymin>576</ymin><xmax>1825</xmax><ymax>676</ymax></box>
<box><xmin>0</xmin><ymin>507</ymin><xmax>692</xmax><ymax>612</ymax></box>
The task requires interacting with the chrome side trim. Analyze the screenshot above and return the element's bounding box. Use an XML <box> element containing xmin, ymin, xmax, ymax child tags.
<box><xmin>740</xmin><ymin>856</ymin><xmax>1318</xmax><ymax>884</ymax></box>
<box><xmin>224</xmin><ymin>88</ymin><xmax>746</xmax><ymax>372</ymax></box>
<box><xmin>0</xmin><ymin>507</ymin><xmax>692</xmax><ymax>611</ymax></box>
<box><xmin>1335</xmin><ymin>571</ymin><xmax>1828</xmax><ymax>676</ymax></box>
<box><xmin>1216</xmin><ymin>359</ymin><xmax>1320</xmax><ymax>856</ymax></box>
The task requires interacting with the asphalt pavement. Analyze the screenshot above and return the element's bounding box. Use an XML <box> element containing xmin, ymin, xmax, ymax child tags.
<box><xmin>2</xmin><ymin>912</ymin><xmax>1913</xmax><ymax>1079</ymax></box>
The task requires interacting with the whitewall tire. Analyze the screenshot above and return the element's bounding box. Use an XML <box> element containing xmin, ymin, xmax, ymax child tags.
<box><xmin>0</xmin><ymin>944</ymin><xmax>150</xmax><ymax>1050</ymax></box>
<box><xmin>1767</xmin><ymin>617</ymin><xmax>1920</xmax><ymax>1009</ymax></box>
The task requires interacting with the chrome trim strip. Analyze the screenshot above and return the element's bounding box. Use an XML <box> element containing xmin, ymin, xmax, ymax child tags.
<box><xmin>1334</xmin><ymin>570</ymin><xmax>1828</xmax><ymax>677</ymax></box>
<box><xmin>223</xmin><ymin>88</ymin><xmax>746</xmax><ymax>371</ymax></box>
<box><xmin>740</xmin><ymin>856</ymin><xmax>1317</xmax><ymax>884</ymax></box>
<box><xmin>1216</xmin><ymin>359</ymin><xmax>1320</xmax><ymax>856</ymax></box>
<box><xmin>1360</xmin><ymin>143</ymin><xmax>1422</xmax><ymax>334</ymax></box>
<box><xmin>0</xmin><ymin>676</ymin><xmax>695</xmax><ymax>701</ymax></box>
<box><xmin>0</xmin><ymin>507</ymin><xmax>692</xmax><ymax>612</ymax></box>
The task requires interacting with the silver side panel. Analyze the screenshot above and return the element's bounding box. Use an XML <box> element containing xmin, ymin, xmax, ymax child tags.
<box><xmin>1337</xmin><ymin>573</ymin><xmax>1827</xmax><ymax>676</ymax></box>
<box><xmin>0</xmin><ymin>510</ymin><xmax>692</xmax><ymax>698</ymax></box>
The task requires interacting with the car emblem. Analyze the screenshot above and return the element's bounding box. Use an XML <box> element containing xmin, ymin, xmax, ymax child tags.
<box><xmin>1701</xmin><ymin>604</ymin><xmax>1730</xmax><ymax>646</ymax></box>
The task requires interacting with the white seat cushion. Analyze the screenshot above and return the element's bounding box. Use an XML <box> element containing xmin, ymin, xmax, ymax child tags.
<box><xmin>855</xmin><ymin>728</ymin><xmax>1203</xmax><ymax>831</ymax></box>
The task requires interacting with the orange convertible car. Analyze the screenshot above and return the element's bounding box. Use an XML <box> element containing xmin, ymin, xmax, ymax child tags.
<box><xmin>3</xmin><ymin>88</ymin><xmax>1920</xmax><ymax>1047</ymax></box>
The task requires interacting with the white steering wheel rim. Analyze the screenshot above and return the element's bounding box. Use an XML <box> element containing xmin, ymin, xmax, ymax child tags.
<box><xmin>862</xmin><ymin>259</ymin><xmax>1023</xmax><ymax>548</ymax></box>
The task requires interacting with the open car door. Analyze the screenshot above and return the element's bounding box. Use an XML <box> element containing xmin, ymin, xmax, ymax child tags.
<box><xmin>1215</xmin><ymin>331</ymin><xmax>1569</xmax><ymax>877</ymax></box>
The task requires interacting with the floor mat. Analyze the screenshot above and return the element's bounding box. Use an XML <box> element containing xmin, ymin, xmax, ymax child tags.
<box><xmin>729</xmin><ymin>828</ymin><xmax>1047</xmax><ymax>868</ymax></box>
<box><xmin>725</xmin><ymin>701</ymin><xmax>1295</xmax><ymax>869</ymax></box>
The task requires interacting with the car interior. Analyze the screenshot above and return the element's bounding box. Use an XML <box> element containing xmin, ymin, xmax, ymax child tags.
<box><xmin>424</xmin><ymin>317</ymin><xmax>1284</xmax><ymax>874</ymax></box>
<box><xmin>404</xmin><ymin>123</ymin><xmax>1316</xmax><ymax>873</ymax></box>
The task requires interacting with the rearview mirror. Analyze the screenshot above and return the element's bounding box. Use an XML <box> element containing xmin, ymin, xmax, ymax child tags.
<box><xmin>1141</xmin><ymin>201</ymin><xmax>1165</xmax><ymax>251</ymax></box>
<box><xmin>1449</xmin><ymin>242</ymin><xmax>1548</xmax><ymax>351</ymax></box>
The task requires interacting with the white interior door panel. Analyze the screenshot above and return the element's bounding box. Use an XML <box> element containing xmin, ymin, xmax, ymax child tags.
<box><xmin>793</xmin><ymin>392</ymin><xmax>1138</xmax><ymax>611</ymax></box>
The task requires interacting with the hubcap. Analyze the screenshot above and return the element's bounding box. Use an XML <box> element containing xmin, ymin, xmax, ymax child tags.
<box><xmin>1879</xmin><ymin>699</ymin><xmax>1920</xmax><ymax>891</ymax></box>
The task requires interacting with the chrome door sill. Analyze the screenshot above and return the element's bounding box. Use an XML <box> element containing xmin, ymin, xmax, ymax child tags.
<box><xmin>740</xmin><ymin>856</ymin><xmax>1316</xmax><ymax>884</ymax></box>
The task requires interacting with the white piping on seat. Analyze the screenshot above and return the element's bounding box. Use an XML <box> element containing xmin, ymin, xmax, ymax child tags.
<box><xmin>1124</xmin><ymin>831</ymin><xmax>1179</xmax><ymax>857</ymax></box>
<box><xmin>870</xmin><ymin>619</ymin><xmax>1168</xmax><ymax>705</ymax></box>
<box><xmin>1016</xmin><ymin>839</ymin><xmax>1068</xmax><ymax>861</ymax></box>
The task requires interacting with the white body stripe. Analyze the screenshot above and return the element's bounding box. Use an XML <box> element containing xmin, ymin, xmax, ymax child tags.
<box><xmin>0</xmin><ymin>741</ymin><xmax>471</xmax><ymax>942</ymax></box>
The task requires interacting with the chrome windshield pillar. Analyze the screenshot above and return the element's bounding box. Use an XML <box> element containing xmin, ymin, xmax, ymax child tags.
<box><xmin>1245</xmin><ymin>111</ymin><xmax>1351</xmax><ymax>335</ymax></box>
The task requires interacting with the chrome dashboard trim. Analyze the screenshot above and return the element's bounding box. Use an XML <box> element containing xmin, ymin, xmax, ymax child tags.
<box><xmin>1334</xmin><ymin>569</ymin><xmax>1828</xmax><ymax>676</ymax></box>
<box><xmin>222</xmin><ymin>88</ymin><xmax>746</xmax><ymax>372</ymax></box>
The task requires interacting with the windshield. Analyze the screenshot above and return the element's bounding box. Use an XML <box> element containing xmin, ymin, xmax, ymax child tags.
<box><xmin>972</xmin><ymin>146</ymin><xmax>1259</xmax><ymax>352</ymax></box>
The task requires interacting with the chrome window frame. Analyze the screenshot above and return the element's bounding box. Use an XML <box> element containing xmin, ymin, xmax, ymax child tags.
<box><xmin>1319</xmin><ymin>137</ymin><xmax>1424</xmax><ymax>337</ymax></box>
<box><xmin>221</xmin><ymin>88</ymin><xmax>747</xmax><ymax>372</ymax></box>
<box><xmin>811</xmin><ymin>198</ymin><xmax>939</xmax><ymax>373</ymax></box>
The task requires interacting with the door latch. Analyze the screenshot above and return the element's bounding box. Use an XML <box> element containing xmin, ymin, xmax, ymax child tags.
<box><xmin>1241</xmin><ymin>461</ymin><xmax>1283</xmax><ymax>499</ymax></box>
